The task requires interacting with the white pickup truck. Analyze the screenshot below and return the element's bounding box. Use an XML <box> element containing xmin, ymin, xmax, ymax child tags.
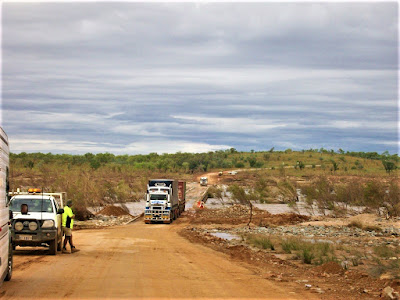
<box><xmin>9</xmin><ymin>189</ymin><xmax>65</xmax><ymax>255</ymax></box>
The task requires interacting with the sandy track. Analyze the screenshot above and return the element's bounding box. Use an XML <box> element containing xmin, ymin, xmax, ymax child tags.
<box><xmin>1</xmin><ymin>219</ymin><xmax>317</xmax><ymax>300</ymax></box>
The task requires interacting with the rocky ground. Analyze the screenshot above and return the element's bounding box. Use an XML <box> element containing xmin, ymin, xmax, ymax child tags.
<box><xmin>178</xmin><ymin>204</ymin><xmax>400</xmax><ymax>299</ymax></box>
<box><xmin>74</xmin><ymin>205</ymin><xmax>138</xmax><ymax>229</ymax></box>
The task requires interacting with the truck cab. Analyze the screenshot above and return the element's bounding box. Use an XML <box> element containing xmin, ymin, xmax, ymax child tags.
<box><xmin>9</xmin><ymin>189</ymin><xmax>65</xmax><ymax>255</ymax></box>
<box><xmin>200</xmin><ymin>177</ymin><xmax>208</xmax><ymax>186</ymax></box>
<box><xmin>144</xmin><ymin>179</ymin><xmax>185</xmax><ymax>224</ymax></box>
<box><xmin>145</xmin><ymin>184</ymin><xmax>172</xmax><ymax>223</ymax></box>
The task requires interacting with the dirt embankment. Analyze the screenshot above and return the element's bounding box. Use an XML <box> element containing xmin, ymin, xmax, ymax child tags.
<box><xmin>190</xmin><ymin>204</ymin><xmax>310</xmax><ymax>225</ymax></box>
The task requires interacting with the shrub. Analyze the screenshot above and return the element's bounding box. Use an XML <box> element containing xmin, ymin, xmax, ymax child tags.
<box><xmin>373</xmin><ymin>245</ymin><xmax>396</xmax><ymax>258</ymax></box>
<box><xmin>302</xmin><ymin>249</ymin><xmax>315</xmax><ymax>264</ymax></box>
<box><xmin>347</xmin><ymin>220</ymin><xmax>363</xmax><ymax>229</ymax></box>
<box><xmin>281</xmin><ymin>238</ymin><xmax>302</xmax><ymax>253</ymax></box>
<box><xmin>247</xmin><ymin>235</ymin><xmax>275</xmax><ymax>250</ymax></box>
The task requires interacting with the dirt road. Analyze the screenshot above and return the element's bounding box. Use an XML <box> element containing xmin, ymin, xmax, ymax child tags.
<box><xmin>2</xmin><ymin>219</ymin><xmax>317</xmax><ymax>299</ymax></box>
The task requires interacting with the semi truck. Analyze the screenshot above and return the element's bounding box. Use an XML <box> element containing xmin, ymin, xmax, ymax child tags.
<box><xmin>0</xmin><ymin>127</ymin><xmax>12</xmax><ymax>283</ymax></box>
<box><xmin>144</xmin><ymin>179</ymin><xmax>186</xmax><ymax>224</ymax></box>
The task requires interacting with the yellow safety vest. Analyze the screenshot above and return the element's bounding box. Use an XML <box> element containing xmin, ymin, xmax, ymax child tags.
<box><xmin>62</xmin><ymin>206</ymin><xmax>74</xmax><ymax>229</ymax></box>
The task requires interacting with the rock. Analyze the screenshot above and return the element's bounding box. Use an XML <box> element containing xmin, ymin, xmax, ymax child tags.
<box><xmin>311</xmin><ymin>287</ymin><xmax>325</xmax><ymax>294</ymax></box>
<box><xmin>380</xmin><ymin>273</ymin><xmax>394</xmax><ymax>280</ymax></box>
<box><xmin>381</xmin><ymin>286</ymin><xmax>397</xmax><ymax>300</ymax></box>
<box><xmin>341</xmin><ymin>261</ymin><xmax>350</xmax><ymax>270</ymax></box>
<box><xmin>305</xmin><ymin>284</ymin><xmax>312</xmax><ymax>288</ymax></box>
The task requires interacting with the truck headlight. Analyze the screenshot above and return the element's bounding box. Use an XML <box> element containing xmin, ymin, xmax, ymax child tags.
<box><xmin>29</xmin><ymin>222</ymin><xmax>38</xmax><ymax>231</ymax></box>
<box><xmin>41</xmin><ymin>220</ymin><xmax>54</xmax><ymax>228</ymax></box>
<box><xmin>14</xmin><ymin>221</ymin><xmax>23</xmax><ymax>231</ymax></box>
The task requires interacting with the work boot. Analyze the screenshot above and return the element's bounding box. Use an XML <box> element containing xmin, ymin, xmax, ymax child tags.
<box><xmin>71</xmin><ymin>247</ymin><xmax>80</xmax><ymax>253</ymax></box>
<box><xmin>62</xmin><ymin>248</ymin><xmax>70</xmax><ymax>254</ymax></box>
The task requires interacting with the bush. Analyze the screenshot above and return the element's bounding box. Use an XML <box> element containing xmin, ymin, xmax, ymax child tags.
<box><xmin>280</xmin><ymin>238</ymin><xmax>333</xmax><ymax>265</ymax></box>
<box><xmin>247</xmin><ymin>235</ymin><xmax>275</xmax><ymax>250</ymax></box>
<box><xmin>373</xmin><ymin>245</ymin><xmax>397</xmax><ymax>258</ymax></box>
<box><xmin>348</xmin><ymin>220</ymin><xmax>363</xmax><ymax>229</ymax></box>
<box><xmin>281</xmin><ymin>238</ymin><xmax>302</xmax><ymax>253</ymax></box>
<box><xmin>302</xmin><ymin>248</ymin><xmax>315</xmax><ymax>264</ymax></box>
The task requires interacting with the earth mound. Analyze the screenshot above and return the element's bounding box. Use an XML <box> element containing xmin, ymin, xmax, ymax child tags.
<box><xmin>97</xmin><ymin>205</ymin><xmax>131</xmax><ymax>217</ymax></box>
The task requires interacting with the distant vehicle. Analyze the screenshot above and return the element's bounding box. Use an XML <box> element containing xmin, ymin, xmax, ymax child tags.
<box><xmin>144</xmin><ymin>179</ymin><xmax>186</xmax><ymax>224</ymax></box>
<box><xmin>200</xmin><ymin>177</ymin><xmax>208</xmax><ymax>186</ymax></box>
<box><xmin>9</xmin><ymin>189</ymin><xmax>66</xmax><ymax>255</ymax></box>
<box><xmin>0</xmin><ymin>127</ymin><xmax>12</xmax><ymax>283</ymax></box>
<box><xmin>228</xmin><ymin>171</ymin><xmax>238</xmax><ymax>175</ymax></box>
<box><xmin>218</xmin><ymin>171</ymin><xmax>223</xmax><ymax>176</ymax></box>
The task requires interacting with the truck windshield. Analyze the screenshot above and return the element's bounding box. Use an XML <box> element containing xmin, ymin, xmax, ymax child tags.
<box><xmin>150</xmin><ymin>195</ymin><xmax>167</xmax><ymax>200</ymax></box>
<box><xmin>10</xmin><ymin>198</ymin><xmax>54</xmax><ymax>213</ymax></box>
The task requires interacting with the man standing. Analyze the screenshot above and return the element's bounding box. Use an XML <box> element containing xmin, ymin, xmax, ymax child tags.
<box><xmin>62</xmin><ymin>200</ymin><xmax>79</xmax><ymax>253</ymax></box>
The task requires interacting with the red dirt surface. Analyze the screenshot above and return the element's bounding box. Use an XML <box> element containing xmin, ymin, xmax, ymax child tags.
<box><xmin>312</xmin><ymin>261</ymin><xmax>345</xmax><ymax>275</ymax></box>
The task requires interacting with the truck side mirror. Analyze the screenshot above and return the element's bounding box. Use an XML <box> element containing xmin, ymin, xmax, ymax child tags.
<box><xmin>57</xmin><ymin>208</ymin><xmax>64</xmax><ymax>214</ymax></box>
<box><xmin>9</xmin><ymin>210</ymin><xmax>13</xmax><ymax>220</ymax></box>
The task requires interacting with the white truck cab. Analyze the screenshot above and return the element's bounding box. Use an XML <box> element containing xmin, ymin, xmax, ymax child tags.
<box><xmin>200</xmin><ymin>177</ymin><xmax>208</xmax><ymax>186</ymax></box>
<box><xmin>9</xmin><ymin>189</ymin><xmax>65</xmax><ymax>255</ymax></box>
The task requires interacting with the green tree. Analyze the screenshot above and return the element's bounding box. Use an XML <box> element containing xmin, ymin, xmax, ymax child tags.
<box><xmin>330</xmin><ymin>160</ymin><xmax>339</xmax><ymax>172</ymax></box>
<box><xmin>382</xmin><ymin>160</ymin><xmax>396</xmax><ymax>174</ymax></box>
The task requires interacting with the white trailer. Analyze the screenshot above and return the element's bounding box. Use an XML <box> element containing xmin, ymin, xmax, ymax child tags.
<box><xmin>0</xmin><ymin>127</ymin><xmax>12</xmax><ymax>283</ymax></box>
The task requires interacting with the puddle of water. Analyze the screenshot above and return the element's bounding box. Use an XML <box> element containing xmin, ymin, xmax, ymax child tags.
<box><xmin>210</xmin><ymin>232</ymin><xmax>240</xmax><ymax>241</ymax></box>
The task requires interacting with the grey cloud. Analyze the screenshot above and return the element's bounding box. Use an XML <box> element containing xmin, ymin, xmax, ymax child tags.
<box><xmin>2</xmin><ymin>2</ymin><xmax>398</xmax><ymax>154</ymax></box>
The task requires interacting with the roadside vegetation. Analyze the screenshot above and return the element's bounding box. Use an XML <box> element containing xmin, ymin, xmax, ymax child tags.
<box><xmin>241</xmin><ymin>233</ymin><xmax>400</xmax><ymax>279</ymax></box>
<box><xmin>9</xmin><ymin>148</ymin><xmax>399</xmax><ymax>219</ymax></box>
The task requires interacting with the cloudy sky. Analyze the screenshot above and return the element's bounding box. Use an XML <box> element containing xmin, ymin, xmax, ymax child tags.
<box><xmin>2</xmin><ymin>2</ymin><xmax>399</xmax><ymax>154</ymax></box>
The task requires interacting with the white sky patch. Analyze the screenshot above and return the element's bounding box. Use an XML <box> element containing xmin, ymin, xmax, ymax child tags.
<box><xmin>324</xmin><ymin>120</ymin><xmax>398</xmax><ymax>130</ymax></box>
<box><xmin>171</xmin><ymin>115</ymin><xmax>287</xmax><ymax>133</ymax></box>
<box><xmin>9</xmin><ymin>136</ymin><xmax>230</xmax><ymax>155</ymax></box>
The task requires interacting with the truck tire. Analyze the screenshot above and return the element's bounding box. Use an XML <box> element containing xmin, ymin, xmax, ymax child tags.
<box><xmin>49</xmin><ymin>238</ymin><xmax>57</xmax><ymax>255</ymax></box>
<box><xmin>5</xmin><ymin>241</ymin><xmax>13</xmax><ymax>281</ymax></box>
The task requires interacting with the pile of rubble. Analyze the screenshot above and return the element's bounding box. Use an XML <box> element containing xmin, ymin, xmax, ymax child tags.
<box><xmin>74</xmin><ymin>205</ymin><xmax>137</xmax><ymax>229</ymax></box>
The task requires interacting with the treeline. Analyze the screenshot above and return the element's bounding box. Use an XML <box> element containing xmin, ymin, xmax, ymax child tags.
<box><xmin>11</xmin><ymin>149</ymin><xmax>241</xmax><ymax>173</ymax></box>
<box><xmin>10</xmin><ymin>148</ymin><xmax>399</xmax><ymax>174</ymax></box>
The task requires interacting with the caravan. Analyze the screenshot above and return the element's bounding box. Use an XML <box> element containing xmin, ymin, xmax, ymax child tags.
<box><xmin>0</xmin><ymin>127</ymin><xmax>12</xmax><ymax>283</ymax></box>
